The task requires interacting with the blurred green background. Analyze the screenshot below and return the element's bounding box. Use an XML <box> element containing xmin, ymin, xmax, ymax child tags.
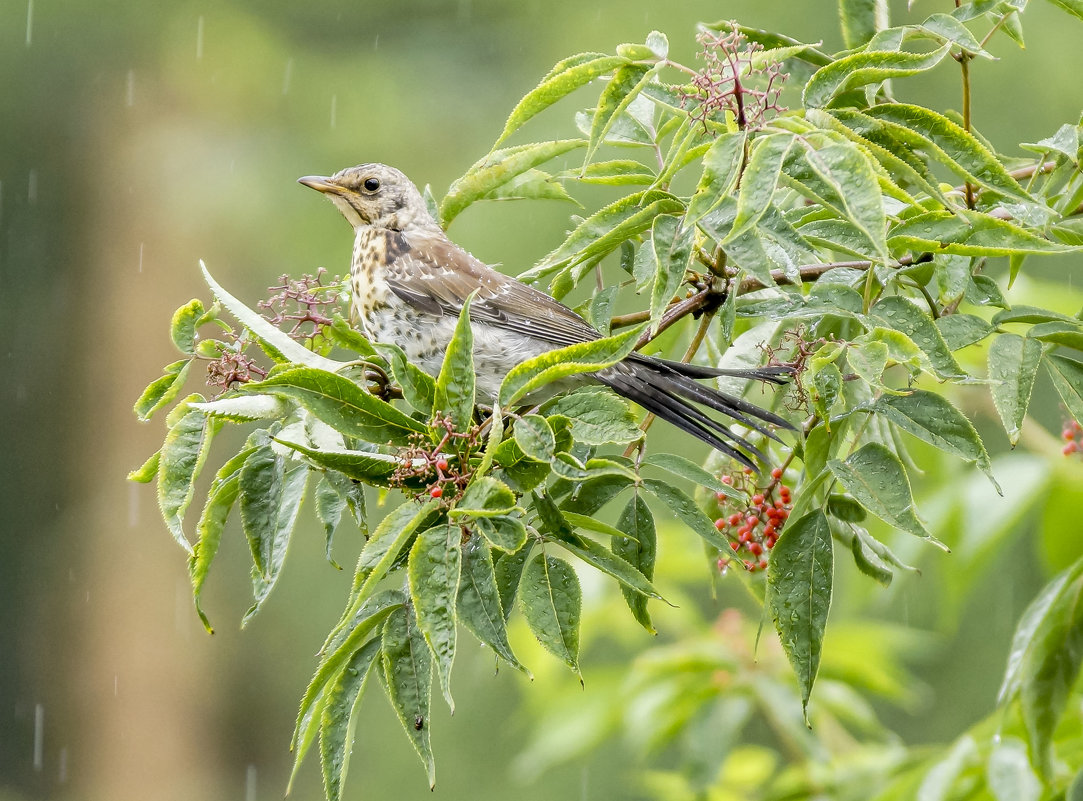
<box><xmin>2</xmin><ymin>1</ymin><xmax>1082</xmax><ymax>799</ymax></box>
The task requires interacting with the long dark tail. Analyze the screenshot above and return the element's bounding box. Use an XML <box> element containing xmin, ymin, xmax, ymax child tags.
<box><xmin>595</xmin><ymin>354</ymin><xmax>794</xmax><ymax>470</ymax></box>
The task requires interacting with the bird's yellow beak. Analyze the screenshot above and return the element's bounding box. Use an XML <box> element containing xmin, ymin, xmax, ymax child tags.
<box><xmin>298</xmin><ymin>175</ymin><xmax>344</xmax><ymax>194</ymax></box>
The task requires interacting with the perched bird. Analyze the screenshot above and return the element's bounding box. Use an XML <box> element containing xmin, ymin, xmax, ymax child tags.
<box><xmin>299</xmin><ymin>163</ymin><xmax>791</xmax><ymax>467</ymax></box>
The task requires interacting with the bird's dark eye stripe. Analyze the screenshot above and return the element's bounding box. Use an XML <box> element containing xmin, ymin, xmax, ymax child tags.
<box><xmin>363</xmin><ymin>177</ymin><xmax>380</xmax><ymax>191</ymax></box>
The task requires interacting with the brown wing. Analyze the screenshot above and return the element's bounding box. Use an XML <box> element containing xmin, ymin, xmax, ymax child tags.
<box><xmin>385</xmin><ymin>229</ymin><xmax>601</xmax><ymax>348</ymax></box>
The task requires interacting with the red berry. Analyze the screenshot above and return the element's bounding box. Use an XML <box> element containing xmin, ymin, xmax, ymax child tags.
<box><xmin>749</xmin><ymin>542</ymin><xmax>764</xmax><ymax>556</ymax></box>
<box><xmin>766</xmin><ymin>537</ymin><xmax>776</xmax><ymax>549</ymax></box>
<box><xmin>764</xmin><ymin>525</ymin><xmax>776</xmax><ymax>537</ymax></box>
<box><xmin>716</xmin><ymin>491</ymin><xmax>728</xmax><ymax>502</ymax></box>
<box><xmin>1073</xmin><ymin>421</ymin><xmax>1083</xmax><ymax>432</ymax></box>
<box><xmin>714</xmin><ymin>518</ymin><xmax>726</xmax><ymax>530</ymax></box>
<box><xmin>743</xmin><ymin>467</ymin><xmax>754</xmax><ymax>475</ymax></box>
<box><xmin>721</xmin><ymin>475</ymin><xmax>733</xmax><ymax>485</ymax></box>
<box><xmin>752</xmin><ymin>493</ymin><xmax>764</xmax><ymax>505</ymax></box>
<box><xmin>430</xmin><ymin>486</ymin><xmax>443</xmax><ymax>498</ymax></box>
<box><xmin>771</xmin><ymin>467</ymin><xmax>783</xmax><ymax>479</ymax></box>
<box><xmin>1064</xmin><ymin>429</ymin><xmax>1077</xmax><ymax>441</ymax></box>
<box><xmin>728</xmin><ymin>513</ymin><xmax>742</xmax><ymax>526</ymax></box>
<box><xmin>775</xmin><ymin>499</ymin><xmax>786</xmax><ymax>509</ymax></box>
<box><xmin>758</xmin><ymin>559</ymin><xmax>768</xmax><ymax>570</ymax></box>
<box><xmin>743</xmin><ymin>560</ymin><xmax>753</xmax><ymax>570</ymax></box>
<box><xmin>436</xmin><ymin>458</ymin><xmax>449</xmax><ymax>471</ymax></box>
<box><xmin>730</xmin><ymin>541</ymin><xmax>741</xmax><ymax>552</ymax></box>
<box><xmin>738</xmin><ymin>529</ymin><xmax>752</xmax><ymax>543</ymax></box>
<box><xmin>1064</xmin><ymin>443</ymin><xmax>1078</xmax><ymax>456</ymax></box>
<box><xmin>746</xmin><ymin>515</ymin><xmax>759</xmax><ymax>526</ymax></box>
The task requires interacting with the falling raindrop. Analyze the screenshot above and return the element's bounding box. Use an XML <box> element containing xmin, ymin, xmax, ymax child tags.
<box><xmin>196</xmin><ymin>16</ymin><xmax>205</xmax><ymax>60</ymax></box>
<box><xmin>138</xmin><ymin>242</ymin><xmax>144</xmax><ymax>273</ymax></box>
<box><xmin>282</xmin><ymin>58</ymin><xmax>294</xmax><ymax>95</ymax></box>
<box><xmin>245</xmin><ymin>765</ymin><xmax>257</xmax><ymax>801</ymax></box>
<box><xmin>25</xmin><ymin>0</ymin><xmax>33</xmax><ymax>47</ymax></box>
<box><xmin>373</xmin><ymin>33</ymin><xmax>379</xmax><ymax>51</ymax></box>
<box><xmin>58</xmin><ymin>746</ymin><xmax>68</xmax><ymax>783</ymax></box>
<box><xmin>32</xmin><ymin>704</ymin><xmax>43</xmax><ymax>771</ymax></box>
<box><xmin>113</xmin><ymin>675</ymin><xmax>118</xmax><ymax>696</ymax></box>
<box><xmin>126</xmin><ymin>70</ymin><xmax>135</xmax><ymax>107</ymax></box>
<box><xmin>28</xmin><ymin>170</ymin><xmax>37</xmax><ymax>205</ymax></box>
<box><xmin>330</xmin><ymin>95</ymin><xmax>337</xmax><ymax>129</ymax></box>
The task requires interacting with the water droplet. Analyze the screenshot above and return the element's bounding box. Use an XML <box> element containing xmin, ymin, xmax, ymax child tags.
<box><xmin>25</xmin><ymin>0</ymin><xmax>33</xmax><ymax>47</ymax></box>
<box><xmin>138</xmin><ymin>242</ymin><xmax>144</xmax><ymax>273</ymax></box>
<box><xmin>196</xmin><ymin>16</ymin><xmax>204</xmax><ymax>60</ymax></box>
<box><xmin>32</xmin><ymin>703</ymin><xmax>43</xmax><ymax>771</ymax></box>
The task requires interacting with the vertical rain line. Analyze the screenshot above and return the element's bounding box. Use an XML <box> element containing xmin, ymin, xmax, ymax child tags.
<box><xmin>196</xmin><ymin>15</ymin><xmax>205</xmax><ymax>60</ymax></box>
<box><xmin>32</xmin><ymin>704</ymin><xmax>44</xmax><ymax>771</ymax></box>
<box><xmin>25</xmin><ymin>0</ymin><xmax>34</xmax><ymax>47</ymax></box>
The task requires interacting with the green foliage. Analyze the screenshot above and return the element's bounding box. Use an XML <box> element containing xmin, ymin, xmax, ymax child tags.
<box><xmin>130</xmin><ymin>4</ymin><xmax>1083</xmax><ymax>799</ymax></box>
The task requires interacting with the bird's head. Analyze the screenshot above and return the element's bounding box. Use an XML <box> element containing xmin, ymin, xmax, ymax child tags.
<box><xmin>298</xmin><ymin>163</ymin><xmax>436</xmax><ymax>232</ymax></box>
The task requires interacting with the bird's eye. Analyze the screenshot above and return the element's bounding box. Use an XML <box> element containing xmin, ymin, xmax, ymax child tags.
<box><xmin>363</xmin><ymin>177</ymin><xmax>380</xmax><ymax>192</ymax></box>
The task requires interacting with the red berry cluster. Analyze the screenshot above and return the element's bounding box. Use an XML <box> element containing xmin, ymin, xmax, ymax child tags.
<box><xmin>714</xmin><ymin>466</ymin><xmax>792</xmax><ymax>573</ymax></box>
<box><xmin>1062</xmin><ymin>418</ymin><xmax>1083</xmax><ymax>456</ymax></box>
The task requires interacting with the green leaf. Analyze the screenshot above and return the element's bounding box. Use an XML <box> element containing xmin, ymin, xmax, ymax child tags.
<box><xmin>542</xmin><ymin>387</ymin><xmax>641</xmax><ymax>445</ymax></box>
<box><xmin>158</xmin><ymin>403</ymin><xmax>219</xmax><ymax>552</ymax></box>
<box><xmin>801</xmin><ymin>140</ymin><xmax>887</xmax><ymax>261</ymax></box>
<box><xmin>127</xmin><ymin>449</ymin><xmax>160</xmax><ymax>483</ymax></box>
<box><xmin>200</xmin><ymin>261</ymin><xmax>342</xmax><ymax>372</ymax></box>
<box><xmin>171</xmin><ymin>298</ymin><xmax>206</xmax><ymax>355</ymax></box>
<box><xmin>1042</xmin><ymin>0</ymin><xmax>1083</xmax><ymax>21</ymax></box>
<box><xmin>498</xmin><ymin>323</ymin><xmax>645</xmax><ymax>407</ymax></box>
<box><xmin>493</xmin><ymin>53</ymin><xmax>628</xmax><ymax>147</ymax></box>
<box><xmin>766</xmin><ymin>510</ymin><xmax>833</xmax><ymax>718</ymax></box>
<box><xmin>518</xmin><ymin>553</ymin><xmax>582</xmax><ymax>677</ymax></box>
<box><xmin>649</xmin><ymin>215</ymin><xmax>694</xmax><ymax>335</ymax></box>
<box><xmin>1047</xmin><ymin>354</ymin><xmax>1083</xmax><ymax>425</ymax></box>
<box><xmin>408</xmin><ymin>524</ymin><xmax>462</xmax><ymax>712</ymax></box>
<box><xmin>478</xmin><ymin>168</ymin><xmax>577</xmax><ymax>205</ymax></box>
<box><xmin>318</xmin><ymin>638</ymin><xmax>382</xmax><ymax>801</ymax></box>
<box><xmin>936</xmin><ymin>313</ymin><xmax>994</xmax><ymax>351</ymax></box>
<box><xmin>239</xmin><ymin>449</ymin><xmax>308</xmax><ymax>625</ymax></box>
<box><xmin>451</xmin><ymin>476</ymin><xmax>517</xmax><ymax>519</ymax></box>
<box><xmin>804</xmin><ymin>44</ymin><xmax>949</xmax><ymax>109</ymax></box>
<box><xmin>642</xmin><ymin>452</ymin><xmax>740</xmax><ymax>498</ymax></box>
<box><xmin>918</xmin><ymin>13</ymin><xmax>993</xmax><ymax>57</ymax></box>
<box><xmin>613</xmin><ymin>492</ymin><xmax>657</xmax><ymax>633</ymax></box>
<box><xmin>888</xmin><ymin>210</ymin><xmax>1074</xmax><ymax>257</ymax></box>
<box><xmin>874</xmin><ymin>390</ymin><xmax>998</xmax><ymax>490</ymax></box>
<box><xmin>560</xmin><ymin>159</ymin><xmax>657</xmax><ymax>186</ymax></box>
<box><xmin>378</xmin><ymin>342</ymin><xmax>436</xmax><ymax>417</ymax></box>
<box><xmin>838</xmin><ymin>0</ymin><xmax>889</xmax><ymax>48</ymax></box>
<box><xmin>829</xmin><ymin>443</ymin><xmax>942</xmax><ymax>547</ymax></box>
<box><xmin>351</xmin><ymin>499</ymin><xmax>442</xmax><ymax>614</ymax></box>
<box><xmin>288</xmin><ymin>590</ymin><xmax>402</xmax><ymax>795</ymax></box>
<box><xmin>584</xmin><ymin>64</ymin><xmax>655</xmax><ymax>166</ymax></box>
<box><xmin>134</xmin><ymin>359</ymin><xmax>192</xmax><ymax>422</ymax></box>
<box><xmin>686</xmin><ymin>131</ymin><xmax>746</xmax><ymax>223</ymax></box>
<box><xmin>523</xmin><ymin>191</ymin><xmax>684</xmax><ymax>285</ymax></box>
<box><xmin>433</xmin><ymin>294</ymin><xmax>476</xmax><ymax>431</ymax></box>
<box><xmin>314</xmin><ymin>477</ymin><xmax>347</xmax><ymax>569</ymax></box>
<box><xmin>458</xmin><ymin>537</ymin><xmax>528</xmax><ymax>673</ymax></box>
<box><xmin>988</xmin><ymin>333</ymin><xmax>1043</xmax><ymax>446</ymax></box>
<box><xmin>189</xmin><ymin>447</ymin><xmax>255</xmax><ymax>633</ymax></box>
<box><xmin>642</xmin><ymin>478</ymin><xmax>728</xmax><ymax>551</ymax></box>
<box><xmin>381</xmin><ymin>605</ymin><xmax>436</xmax><ymax>788</ymax></box>
<box><xmin>862</xmin><ymin>105</ymin><xmax>1035</xmax><ymax>205</ymax></box>
<box><xmin>241</xmin><ymin>367</ymin><xmax>427</xmax><ymax>445</ymax></box>
<box><xmin>724</xmin><ymin>134</ymin><xmax>794</xmax><ymax>244</ymax></box>
<box><xmin>871</xmin><ymin>296</ymin><xmax>965</xmax><ymax>379</ymax></box>
<box><xmin>847</xmin><ymin>340</ymin><xmax>889</xmax><ymax>388</ymax></box>
<box><xmin>474</xmin><ymin>514</ymin><xmax>529</xmax><ymax>552</ymax></box>
<box><xmin>513</xmin><ymin>414</ymin><xmax>556</xmax><ymax>462</ymax></box>
<box><xmin>440</xmin><ymin>140</ymin><xmax>586</xmax><ymax>227</ymax></box>
<box><xmin>328</xmin><ymin>314</ymin><xmax>379</xmax><ymax>358</ymax></box>
<box><xmin>986</xmin><ymin>737</ymin><xmax>1042</xmax><ymax>801</ymax></box>
<box><xmin>188</xmin><ymin>394</ymin><xmax>290</xmax><ymax>423</ymax></box>
<box><xmin>273</xmin><ymin>440</ymin><xmax>407</xmax><ymax>486</ymax></box>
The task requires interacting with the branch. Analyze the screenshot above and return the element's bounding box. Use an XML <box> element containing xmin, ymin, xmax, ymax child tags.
<box><xmin>736</xmin><ymin>253</ymin><xmax>930</xmax><ymax>295</ymax></box>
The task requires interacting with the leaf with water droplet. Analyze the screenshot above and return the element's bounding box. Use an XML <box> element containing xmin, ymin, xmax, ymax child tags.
<box><xmin>988</xmin><ymin>333</ymin><xmax>1042</xmax><ymax>446</ymax></box>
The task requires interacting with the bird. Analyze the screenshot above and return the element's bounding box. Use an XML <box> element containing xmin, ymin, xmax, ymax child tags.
<box><xmin>298</xmin><ymin>163</ymin><xmax>792</xmax><ymax>468</ymax></box>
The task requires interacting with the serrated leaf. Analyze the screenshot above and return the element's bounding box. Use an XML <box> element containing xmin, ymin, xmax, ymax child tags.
<box><xmin>801</xmin><ymin>139</ymin><xmax>888</xmax><ymax>261</ymax></box>
<box><xmin>542</xmin><ymin>387</ymin><xmax>641</xmax><ymax>445</ymax></box>
<box><xmin>328</xmin><ymin>315</ymin><xmax>379</xmax><ymax>358</ymax></box>
<box><xmin>273</xmin><ymin>440</ymin><xmax>405</xmax><ymax>486</ymax></box>
<box><xmin>474</xmin><ymin>514</ymin><xmax>529</xmax><ymax>552</ymax></box>
<box><xmin>1047</xmin><ymin>354</ymin><xmax>1083</xmax><ymax>425</ymax></box>
<box><xmin>451</xmin><ymin>476</ymin><xmax>517</xmax><ymax>518</ymax></box>
<box><xmin>200</xmin><ymin>261</ymin><xmax>342</xmax><ymax>372</ymax></box>
<box><xmin>687</xmin><ymin>131</ymin><xmax>747</xmax><ymax>223</ymax></box>
<box><xmin>158</xmin><ymin>403</ymin><xmax>219</xmax><ymax>553</ymax></box>
<box><xmin>479</xmin><ymin>168</ymin><xmax>578</xmax><ymax>205</ymax></box>
<box><xmin>433</xmin><ymin>294</ymin><xmax>475</xmax><ymax>431</ymax></box>
<box><xmin>134</xmin><ymin>359</ymin><xmax>192</xmax><ymax>422</ymax></box>
<box><xmin>314</xmin><ymin>477</ymin><xmax>347</xmax><ymax>569</ymax></box>
<box><xmin>936</xmin><ymin>313</ymin><xmax>994</xmax><ymax>350</ymax></box>
<box><xmin>585</xmin><ymin>64</ymin><xmax>655</xmax><ymax>165</ymax></box>
<box><xmin>170</xmin><ymin>298</ymin><xmax>206</xmax><ymax>355</ymax></box>
<box><xmin>458</xmin><ymin>537</ymin><xmax>528</xmax><ymax>673</ymax></box>
<box><xmin>189</xmin><ymin>394</ymin><xmax>290</xmax><ymax>423</ymax></box>
<box><xmin>351</xmin><ymin>500</ymin><xmax>442</xmax><ymax>614</ymax></box>
<box><xmin>918</xmin><ymin>13</ymin><xmax>992</xmax><ymax>57</ymax></box>
<box><xmin>493</xmin><ymin>53</ymin><xmax>628</xmax><ymax>147</ymax></box>
<box><xmin>875</xmin><ymin>390</ymin><xmax>997</xmax><ymax>489</ymax></box>
<box><xmin>377</xmin><ymin>342</ymin><xmax>436</xmax><ymax>417</ymax></box>
<box><xmin>498</xmin><ymin>323</ymin><xmax>645</xmax><ymax>407</ymax></box>
<box><xmin>766</xmin><ymin>510</ymin><xmax>833</xmax><ymax>718</ymax></box>
<box><xmin>408</xmin><ymin>524</ymin><xmax>461</xmax><ymax>712</ymax></box>
<box><xmin>513</xmin><ymin>414</ymin><xmax>556</xmax><ymax>462</ymax></box>
<box><xmin>724</xmin><ymin>134</ymin><xmax>794</xmax><ymax>244</ymax></box>
<box><xmin>1042</xmin><ymin>0</ymin><xmax>1083</xmax><ymax>21</ymax></box>
<box><xmin>128</xmin><ymin>449</ymin><xmax>160</xmax><ymax>483</ymax></box>
<box><xmin>642</xmin><ymin>478</ymin><xmax>729</xmax><ymax>551</ymax></box>
<box><xmin>650</xmin><ymin>214</ymin><xmax>694</xmax><ymax>335</ymax></box>
<box><xmin>381</xmin><ymin>605</ymin><xmax>436</xmax><ymax>788</ymax></box>
<box><xmin>847</xmin><ymin>340</ymin><xmax>889</xmax><ymax>388</ymax></box>
<box><xmin>871</xmin><ymin>296</ymin><xmax>965</xmax><ymax>379</ymax></box>
<box><xmin>559</xmin><ymin>159</ymin><xmax>656</xmax><ymax>186</ymax></box>
<box><xmin>838</xmin><ymin>0</ymin><xmax>889</xmax><ymax>48</ymax></box>
<box><xmin>888</xmin><ymin>209</ymin><xmax>1074</xmax><ymax>256</ymax></box>
<box><xmin>643</xmin><ymin>452</ymin><xmax>740</xmax><ymax>498</ymax></box>
<box><xmin>988</xmin><ymin>333</ymin><xmax>1042</xmax><ymax>445</ymax></box>
<box><xmin>804</xmin><ymin>44</ymin><xmax>949</xmax><ymax>109</ymax></box>
<box><xmin>318</xmin><ymin>638</ymin><xmax>382</xmax><ymax>801</ymax></box>
<box><xmin>440</xmin><ymin>140</ymin><xmax>586</xmax><ymax>227</ymax></box>
<box><xmin>829</xmin><ymin>443</ymin><xmax>942</xmax><ymax>546</ymax></box>
<box><xmin>613</xmin><ymin>492</ymin><xmax>657</xmax><ymax>633</ymax></box>
<box><xmin>518</xmin><ymin>553</ymin><xmax>582</xmax><ymax>677</ymax></box>
<box><xmin>241</xmin><ymin>367</ymin><xmax>427</xmax><ymax>444</ymax></box>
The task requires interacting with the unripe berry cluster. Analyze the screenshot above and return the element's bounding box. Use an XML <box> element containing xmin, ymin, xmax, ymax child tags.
<box><xmin>1062</xmin><ymin>418</ymin><xmax>1083</xmax><ymax>457</ymax></box>
<box><xmin>714</xmin><ymin>466</ymin><xmax>792</xmax><ymax>574</ymax></box>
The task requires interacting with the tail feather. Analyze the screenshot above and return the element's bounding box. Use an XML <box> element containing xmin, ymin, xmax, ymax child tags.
<box><xmin>596</xmin><ymin>356</ymin><xmax>793</xmax><ymax>469</ymax></box>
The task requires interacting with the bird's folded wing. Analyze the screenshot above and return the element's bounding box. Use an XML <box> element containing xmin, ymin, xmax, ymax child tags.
<box><xmin>386</xmin><ymin>230</ymin><xmax>601</xmax><ymax>348</ymax></box>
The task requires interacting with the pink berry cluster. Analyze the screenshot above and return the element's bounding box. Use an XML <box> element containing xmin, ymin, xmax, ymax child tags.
<box><xmin>1062</xmin><ymin>418</ymin><xmax>1083</xmax><ymax>456</ymax></box>
<box><xmin>714</xmin><ymin>466</ymin><xmax>792</xmax><ymax>573</ymax></box>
